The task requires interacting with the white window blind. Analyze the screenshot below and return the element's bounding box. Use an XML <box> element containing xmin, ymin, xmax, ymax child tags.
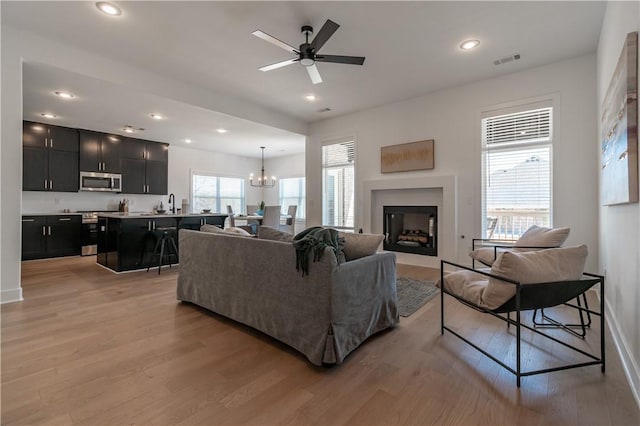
<box><xmin>191</xmin><ymin>173</ymin><xmax>244</xmax><ymax>214</ymax></box>
<box><xmin>279</xmin><ymin>177</ymin><xmax>305</xmax><ymax>219</ymax></box>
<box><xmin>322</xmin><ymin>141</ymin><xmax>355</xmax><ymax>229</ymax></box>
<box><xmin>482</xmin><ymin>106</ymin><xmax>553</xmax><ymax>239</ymax></box>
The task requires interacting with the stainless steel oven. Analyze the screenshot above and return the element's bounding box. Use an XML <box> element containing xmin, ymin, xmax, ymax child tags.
<box><xmin>80</xmin><ymin>172</ymin><xmax>122</xmax><ymax>192</ymax></box>
<box><xmin>79</xmin><ymin>211</ymin><xmax>117</xmax><ymax>255</ymax></box>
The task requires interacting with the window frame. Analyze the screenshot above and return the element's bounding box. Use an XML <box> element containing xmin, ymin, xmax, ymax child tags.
<box><xmin>190</xmin><ymin>170</ymin><xmax>245</xmax><ymax>214</ymax></box>
<box><xmin>480</xmin><ymin>99</ymin><xmax>555</xmax><ymax>240</ymax></box>
<box><xmin>321</xmin><ymin>138</ymin><xmax>356</xmax><ymax>231</ymax></box>
<box><xmin>278</xmin><ymin>176</ymin><xmax>306</xmax><ymax>219</ymax></box>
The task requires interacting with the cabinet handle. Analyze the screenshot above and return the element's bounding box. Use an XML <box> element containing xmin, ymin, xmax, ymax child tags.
<box><xmin>143</xmin><ymin>151</ymin><xmax>146</xmax><ymax>159</ymax></box>
<box><xmin>48</xmin><ymin>226</ymin><xmax>51</xmax><ymax>236</ymax></box>
<box><xmin>49</xmin><ymin>180</ymin><xmax>53</xmax><ymax>189</ymax></box>
<box><xmin>50</xmin><ymin>138</ymin><xmax>53</xmax><ymax>149</ymax></box>
<box><xmin>148</xmin><ymin>221</ymin><xmax>151</xmax><ymax>231</ymax></box>
<box><xmin>44</xmin><ymin>138</ymin><xmax>48</xmax><ymax>148</ymax></box>
<box><xmin>42</xmin><ymin>226</ymin><xmax>46</xmax><ymax>236</ymax></box>
<box><xmin>22</xmin><ymin>219</ymin><xmax>35</xmax><ymax>222</ymax></box>
<box><xmin>59</xmin><ymin>218</ymin><xmax>71</xmax><ymax>221</ymax></box>
<box><xmin>44</xmin><ymin>180</ymin><xmax>48</xmax><ymax>189</ymax></box>
<box><xmin>153</xmin><ymin>221</ymin><xmax>156</xmax><ymax>230</ymax></box>
<box><xmin>143</xmin><ymin>183</ymin><xmax>146</xmax><ymax>193</ymax></box>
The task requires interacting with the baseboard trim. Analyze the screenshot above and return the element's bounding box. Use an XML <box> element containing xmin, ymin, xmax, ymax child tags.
<box><xmin>1</xmin><ymin>288</ymin><xmax>23</xmax><ymax>304</ymax></box>
<box><xmin>605</xmin><ymin>298</ymin><xmax>640</xmax><ymax>410</ymax></box>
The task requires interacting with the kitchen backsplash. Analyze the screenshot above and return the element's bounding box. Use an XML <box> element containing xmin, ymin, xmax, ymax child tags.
<box><xmin>22</xmin><ymin>191</ymin><xmax>186</xmax><ymax>214</ymax></box>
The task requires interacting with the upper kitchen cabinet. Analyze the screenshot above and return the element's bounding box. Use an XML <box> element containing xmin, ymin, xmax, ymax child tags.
<box><xmin>23</xmin><ymin>121</ymin><xmax>79</xmax><ymax>192</ymax></box>
<box><xmin>79</xmin><ymin>130</ymin><xmax>122</xmax><ymax>173</ymax></box>
<box><xmin>121</xmin><ymin>137</ymin><xmax>169</xmax><ymax>195</ymax></box>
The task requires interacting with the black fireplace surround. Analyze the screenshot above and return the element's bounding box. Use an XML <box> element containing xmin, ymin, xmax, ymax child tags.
<box><xmin>383</xmin><ymin>206</ymin><xmax>437</xmax><ymax>256</ymax></box>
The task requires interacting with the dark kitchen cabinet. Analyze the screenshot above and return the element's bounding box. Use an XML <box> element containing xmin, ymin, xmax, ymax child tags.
<box><xmin>79</xmin><ymin>130</ymin><xmax>122</xmax><ymax>173</ymax></box>
<box><xmin>21</xmin><ymin>215</ymin><xmax>81</xmax><ymax>260</ymax></box>
<box><xmin>121</xmin><ymin>138</ymin><xmax>168</xmax><ymax>195</ymax></box>
<box><xmin>23</xmin><ymin>121</ymin><xmax>79</xmax><ymax>192</ymax></box>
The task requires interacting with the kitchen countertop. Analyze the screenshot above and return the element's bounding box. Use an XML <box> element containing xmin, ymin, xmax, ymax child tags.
<box><xmin>22</xmin><ymin>212</ymin><xmax>82</xmax><ymax>216</ymax></box>
<box><xmin>97</xmin><ymin>212</ymin><xmax>227</xmax><ymax>219</ymax></box>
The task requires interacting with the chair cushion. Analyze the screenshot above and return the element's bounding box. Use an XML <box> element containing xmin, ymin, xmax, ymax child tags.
<box><xmin>338</xmin><ymin>232</ymin><xmax>384</xmax><ymax>261</ymax></box>
<box><xmin>469</xmin><ymin>225</ymin><xmax>570</xmax><ymax>267</ymax></box>
<box><xmin>482</xmin><ymin>245</ymin><xmax>588</xmax><ymax>309</ymax></box>
<box><xmin>514</xmin><ymin>225</ymin><xmax>570</xmax><ymax>248</ymax></box>
<box><xmin>258</xmin><ymin>226</ymin><xmax>293</xmax><ymax>242</ymax></box>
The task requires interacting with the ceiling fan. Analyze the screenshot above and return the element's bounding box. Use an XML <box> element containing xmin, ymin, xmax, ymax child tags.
<box><xmin>252</xmin><ymin>19</ymin><xmax>366</xmax><ymax>85</ymax></box>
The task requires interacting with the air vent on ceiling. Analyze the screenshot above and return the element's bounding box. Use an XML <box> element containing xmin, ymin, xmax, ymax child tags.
<box><xmin>318</xmin><ymin>107</ymin><xmax>332</xmax><ymax>113</ymax></box>
<box><xmin>493</xmin><ymin>53</ymin><xmax>521</xmax><ymax>66</ymax></box>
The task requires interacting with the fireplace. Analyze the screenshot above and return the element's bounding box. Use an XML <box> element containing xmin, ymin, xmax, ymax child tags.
<box><xmin>383</xmin><ymin>206</ymin><xmax>437</xmax><ymax>256</ymax></box>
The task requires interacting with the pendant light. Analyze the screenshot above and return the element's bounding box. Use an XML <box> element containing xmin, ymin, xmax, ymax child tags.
<box><xmin>250</xmin><ymin>146</ymin><xmax>276</xmax><ymax>188</ymax></box>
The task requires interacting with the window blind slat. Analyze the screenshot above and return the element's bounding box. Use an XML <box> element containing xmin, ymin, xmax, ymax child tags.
<box><xmin>483</xmin><ymin>107</ymin><xmax>552</xmax><ymax>146</ymax></box>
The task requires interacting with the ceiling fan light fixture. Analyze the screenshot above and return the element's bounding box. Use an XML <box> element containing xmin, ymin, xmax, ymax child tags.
<box><xmin>460</xmin><ymin>39</ymin><xmax>480</xmax><ymax>50</ymax></box>
<box><xmin>305</xmin><ymin>94</ymin><xmax>317</xmax><ymax>101</ymax></box>
<box><xmin>300</xmin><ymin>57</ymin><xmax>315</xmax><ymax>67</ymax></box>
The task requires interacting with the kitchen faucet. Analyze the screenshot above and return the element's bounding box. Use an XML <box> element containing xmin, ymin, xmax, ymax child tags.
<box><xmin>168</xmin><ymin>193</ymin><xmax>176</xmax><ymax>214</ymax></box>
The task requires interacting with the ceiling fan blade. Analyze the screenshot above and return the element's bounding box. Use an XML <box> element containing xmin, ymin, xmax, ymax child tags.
<box><xmin>315</xmin><ymin>54</ymin><xmax>366</xmax><ymax>65</ymax></box>
<box><xmin>259</xmin><ymin>58</ymin><xmax>299</xmax><ymax>72</ymax></box>
<box><xmin>309</xmin><ymin>19</ymin><xmax>340</xmax><ymax>52</ymax></box>
<box><xmin>306</xmin><ymin>64</ymin><xmax>323</xmax><ymax>85</ymax></box>
<box><xmin>252</xmin><ymin>30</ymin><xmax>299</xmax><ymax>53</ymax></box>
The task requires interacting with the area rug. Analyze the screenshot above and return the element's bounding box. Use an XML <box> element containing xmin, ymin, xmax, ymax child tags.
<box><xmin>396</xmin><ymin>277</ymin><xmax>439</xmax><ymax>317</ymax></box>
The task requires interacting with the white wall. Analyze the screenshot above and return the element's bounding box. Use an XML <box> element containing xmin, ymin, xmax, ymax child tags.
<box><xmin>308</xmin><ymin>54</ymin><xmax>598</xmax><ymax>270</ymax></box>
<box><xmin>0</xmin><ymin>24</ymin><xmax>306</xmax><ymax>303</ymax></box>
<box><xmin>597</xmin><ymin>0</ymin><xmax>640</xmax><ymax>407</ymax></box>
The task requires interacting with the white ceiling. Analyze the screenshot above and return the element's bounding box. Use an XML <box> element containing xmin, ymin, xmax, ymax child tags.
<box><xmin>6</xmin><ymin>1</ymin><xmax>606</xmax><ymax>157</ymax></box>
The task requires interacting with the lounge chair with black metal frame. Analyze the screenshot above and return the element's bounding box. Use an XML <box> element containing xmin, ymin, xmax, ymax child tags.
<box><xmin>440</xmin><ymin>245</ymin><xmax>605</xmax><ymax>387</ymax></box>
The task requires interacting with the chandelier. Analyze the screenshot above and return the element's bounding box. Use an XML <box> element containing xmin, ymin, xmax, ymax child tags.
<box><xmin>250</xmin><ymin>146</ymin><xmax>276</xmax><ymax>188</ymax></box>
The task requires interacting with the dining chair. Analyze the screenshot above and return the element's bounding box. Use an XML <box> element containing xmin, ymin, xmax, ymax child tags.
<box><xmin>262</xmin><ymin>205</ymin><xmax>281</xmax><ymax>228</ymax></box>
<box><xmin>246</xmin><ymin>204</ymin><xmax>259</xmax><ymax>233</ymax></box>
<box><xmin>246</xmin><ymin>204</ymin><xmax>258</xmax><ymax>215</ymax></box>
<box><xmin>226</xmin><ymin>204</ymin><xmax>254</xmax><ymax>233</ymax></box>
<box><xmin>279</xmin><ymin>205</ymin><xmax>297</xmax><ymax>234</ymax></box>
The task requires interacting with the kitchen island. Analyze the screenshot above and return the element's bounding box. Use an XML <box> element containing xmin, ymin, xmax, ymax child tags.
<box><xmin>97</xmin><ymin>212</ymin><xmax>227</xmax><ymax>272</ymax></box>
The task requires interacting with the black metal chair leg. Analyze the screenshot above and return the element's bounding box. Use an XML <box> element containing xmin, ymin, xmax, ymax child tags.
<box><xmin>158</xmin><ymin>236</ymin><xmax>165</xmax><ymax>274</ymax></box>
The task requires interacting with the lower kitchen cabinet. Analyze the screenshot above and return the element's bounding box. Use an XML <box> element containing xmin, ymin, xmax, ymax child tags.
<box><xmin>22</xmin><ymin>215</ymin><xmax>81</xmax><ymax>260</ymax></box>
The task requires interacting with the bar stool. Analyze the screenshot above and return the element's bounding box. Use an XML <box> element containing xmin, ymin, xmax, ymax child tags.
<box><xmin>147</xmin><ymin>227</ymin><xmax>178</xmax><ymax>274</ymax></box>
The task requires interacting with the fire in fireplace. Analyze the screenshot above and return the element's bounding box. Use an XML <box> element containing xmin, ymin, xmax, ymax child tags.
<box><xmin>383</xmin><ymin>206</ymin><xmax>437</xmax><ymax>256</ymax></box>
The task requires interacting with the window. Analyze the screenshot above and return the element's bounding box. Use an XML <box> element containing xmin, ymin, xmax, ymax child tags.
<box><xmin>322</xmin><ymin>140</ymin><xmax>355</xmax><ymax>230</ymax></box>
<box><xmin>191</xmin><ymin>173</ymin><xmax>244</xmax><ymax>214</ymax></box>
<box><xmin>279</xmin><ymin>177</ymin><xmax>305</xmax><ymax>219</ymax></box>
<box><xmin>482</xmin><ymin>104</ymin><xmax>552</xmax><ymax>240</ymax></box>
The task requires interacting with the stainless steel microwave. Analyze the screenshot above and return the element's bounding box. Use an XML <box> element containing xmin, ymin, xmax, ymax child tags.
<box><xmin>80</xmin><ymin>171</ymin><xmax>122</xmax><ymax>192</ymax></box>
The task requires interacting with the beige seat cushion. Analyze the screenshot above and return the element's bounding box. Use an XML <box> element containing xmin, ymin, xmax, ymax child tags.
<box><xmin>446</xmin><ymin>245</ymin><xmax>588</xmax><ymax>310</ymax></box>
<box><xmin>469</xmin><ymin>247</ymin><xmax>510</xmax><ymax>267</ymax></box>
<box><xmin>225</xmin><ymin>227</ymin><xmax>253</xmax><ymax>237</ymax></box>
<box><xmin>338</xmin><ymin>232</ymin><xmax>384</xmax><ymax>261</ymax></box>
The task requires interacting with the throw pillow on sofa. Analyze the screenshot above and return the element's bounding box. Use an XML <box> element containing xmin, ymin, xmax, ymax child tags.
<box><xmin>200</xmin><ymin>224</ymin><xmax>225</xmax><ymax>233</ymax></box>
<box><xmin>225</xmin><ymin>227</ymin><xmax>253</xmax><ymax>237</ymax></box>
<box><xmin>258</xmin><ymin>226</ymin><xmax>293</xmax><ymax>242</ymax></box>
<box><xmin>338</xmin><ymin>232</ymin><xmax>384</xmax><ymax>261</ymax></box>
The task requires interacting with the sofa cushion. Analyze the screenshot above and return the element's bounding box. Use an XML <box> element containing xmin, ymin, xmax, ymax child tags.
<box><xmin>482</xmin><ymin>244</ymin><xmax>588</xmax><ymax>309</ymax></box>
<box><xmin>258</xmin><ymin>226</ymin><xmax>293</xmax><ymax>242</ymax></box>
<box><xmin>225</xmin><ymin>227</ymin><xmax>253</xmax><ymax>237</ymax></box>
<box><xmin>338</xmin><ymin>232</ymin><xmax>384</xmax><ymax>261</ymax></box>
<box><xmin>514</xmin><ymin>225</ymin><xmax>570</xmax><ymax>248</ymax></box>
<box><xmin>469</xmin><ymin>247</ymin><xmax>510</xmax><ymax>267</ymax></box>
<box><xmin>200</xmin><ymin>224</ymin><xmax>225</xmax><ymax>233</ymax></box>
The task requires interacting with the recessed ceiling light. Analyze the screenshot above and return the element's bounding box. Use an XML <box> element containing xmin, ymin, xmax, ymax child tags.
<box><xmin>54</xmin><ymin>91</ymin><xmax>75</xmax><ymax>99</ymax></box>
<box><xmin>40</xmin><ymin>113</ymin><xmax>57</xmax><ymax>119</ymax></box>
<box><xmin>216</xmin><ymin>128</ymin><xmax>228</xmax><ymax>134</ymax></box>
<box><xmin>460</xmin><ymin>39</ymin><xmax>480</xmax><ymax>50</ymax></box>
<box><xmin>96</xmin><ymin>2</ymin><xmax>121</xmax><ymax>16</ymax></box>
<box><xmin>123</xmin><ymin>125</ymin><xmax>135</xmax><ymax>133</ymax></box>
<box><xmin>150</xmin><ymin>113</ymin><xmax>164</xmax><ymax>120</ymax></box>
<box><xmin>305</xmin><ymin>94</ymin><xmax>317</xmax><ymax>101</ymax></box>
<box><xmin>184</xmin><ymin>139</ymin><xmax>192</xmax><ymax>143</ymax></box>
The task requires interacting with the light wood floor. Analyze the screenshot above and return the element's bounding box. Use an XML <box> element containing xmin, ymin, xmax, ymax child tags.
<box><xmin>2</xmin><ymin>257</ymin><xmax>638</xmax><ymax>425</ymax></box>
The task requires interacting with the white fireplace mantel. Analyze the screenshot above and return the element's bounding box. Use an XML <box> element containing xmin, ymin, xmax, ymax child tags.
<box><xmin>362</xmin><ymin>175</ymin><xmax>457</xmax><ymax>267</ymax></box>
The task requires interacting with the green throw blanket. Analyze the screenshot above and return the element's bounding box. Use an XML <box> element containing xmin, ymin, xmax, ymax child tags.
<box><xmin>293</xmin><ymin>227</ymin><xmax>344</xmax><ymax>276</ymax></box>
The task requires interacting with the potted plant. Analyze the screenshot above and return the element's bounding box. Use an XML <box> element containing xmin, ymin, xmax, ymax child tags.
<box><xmin>256</xmin><ymin>201</ymin><xmax>265</xmax><ymax>216</ymax></box>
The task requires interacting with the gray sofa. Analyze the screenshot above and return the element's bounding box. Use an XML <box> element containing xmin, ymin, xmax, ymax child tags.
<box><xmin>177</xmin><ymin>229</ymin><xmax>398</xmax><ymax>365</ymax></box>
